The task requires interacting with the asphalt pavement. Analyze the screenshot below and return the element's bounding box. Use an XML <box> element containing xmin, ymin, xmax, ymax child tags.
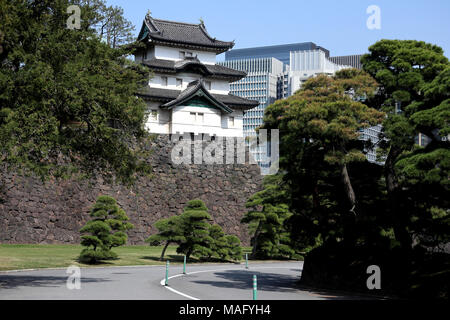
<box><xmin>0</xmin><ymin>261</ymin><xmax>369</xmax><ymax>300</ymax></box>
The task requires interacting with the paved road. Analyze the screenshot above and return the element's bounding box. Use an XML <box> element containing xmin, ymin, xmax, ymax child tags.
<box><xmin>0</xmin><ymin>262</ymin><xmax>367</xmax><ymax>300</ymax></box>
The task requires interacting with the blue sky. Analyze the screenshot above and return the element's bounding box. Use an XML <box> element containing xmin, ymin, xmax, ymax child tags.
<box><xmin>106</xmin><ymin>0</ymin><xmax>450</xmax><ymax>60</ymax></box>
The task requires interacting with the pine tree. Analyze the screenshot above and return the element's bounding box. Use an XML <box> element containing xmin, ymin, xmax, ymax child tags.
<box><xmin>0</xmin><ymin>0</ymin><xmax>151</xmax><ymax>185</ymax></box>
<box><xmin>148</xmin><ymin>203</ymin><xmax>243</xmax><ymax>262</ymax></box>
<box><xmin>224</xmin><ymin>235</ymin><xmax>243</xmax><ymax>262</ymax></box>
<box><xmin>146</xmin><ymin>215</ymin><xmax>185</xmax><ymax>261</ymax></box>
<box><xmin>242</xmin><ymin>175</ymin><xmax>294</xmax><ymax>259</ymax></box>
<box><xmin>262</xmin><ymin>69</ymin><xmax>384</xmax><ymax>249</ymax></box>
<box><xmin>79</xmin><ymin>196</ymin><xmax>133</xmax><ymax>264</ymax></box>
<box><xmin>362</xmin><ymin>40</ymin><xmax>449</xmax><ymax>252</ymax></box>
<box><xmin>208</xmin><ymin>224</ymin><xmax>243</xmax><ymax>262</ymax></box>
<box><xmin>177</xmin><ymin>200</ymin><xmax>213</xmax><ymax>260</ymax></box>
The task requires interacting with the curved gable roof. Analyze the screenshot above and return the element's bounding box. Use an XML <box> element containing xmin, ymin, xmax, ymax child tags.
<box><xmin>161</xmin><ymin>80</ymin><xmax>233</xmax><ymax>114</ymax></box>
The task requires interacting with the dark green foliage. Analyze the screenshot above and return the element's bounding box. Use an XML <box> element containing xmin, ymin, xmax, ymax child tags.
<box><xmin>79</xmin><ymin>196</ymin><xmax>133</xmax><ymax>264</ymax></box>
<box><xmin>224</xmin><ymin>235</ymin><xmax>243</xmax><ymax>262</ymax></box>
<box><xmin>148</xmin><ymin>200</ymin><xmax>243</xmax><ymax>262</ymax></box>
<box><xmin>177</xmin><ymin>200</ymin><xmax>213</xmax><ymax>260</ymax></box>
<box><xmin>0</xmin><ymin>0</ymin><xmax>151</xmax><ymax>185</ymax></box>
<box><xmin>301</xmin><ymin>239</ymin><xmax>449</xmax><ymax>299</ymax></box>
<box><xmin>242</xmin><ymin>175</ymin><xmax>295</xmax><ymax>259</ymax></box>
<box><xmin>251</xmin><ymin>39</ymin><xmax>449</xmax><ymax>298</ymax></box>
<box><xmin>208</xmin><ymin>225</ymin><xmax>242</xmax><ymax>262</ymax></box>
<box><xmin>146</xmin><ymin>215</ymin><xmax>185</xmax><ymax>260</ymax></box>
<box><xmin>362</xmin><ymin>40</ymin><xmax>449</xmax><ymax>259</ymax></box>
<box><xmin>79</xmin><ymin>248</ymin><xmax>118</xmax><ymax>264</ymax></box>
<box><xmin>260</xmin><ymin>70</ymin><xmax>384</xmax><ymax>254</ymax></box>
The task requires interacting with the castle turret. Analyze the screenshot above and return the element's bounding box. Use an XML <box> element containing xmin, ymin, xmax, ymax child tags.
<box><xmin>135</xmin><ymin>14</ymin><xmax>259</xmax><ymax>137</ymax></box>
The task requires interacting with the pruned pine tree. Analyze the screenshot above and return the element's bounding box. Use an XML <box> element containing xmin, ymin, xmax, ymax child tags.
<box><xmin>177</xmin><ymin>200</ymin><xmax>213</xmax><ymax>260</ymax></box>
<box><xmin>146</xmin><ymin>215</ymin><xmax>185</xmax><ymax>261</ymax></box>
<box><xmin>242</xmin><ymin>175</ymin><xmax>294</xmax><ymax>259</ymax></box>
<box><xmin>208</xmin><ymin>224</ymin><xmax>243</xmax><ymax>262</ymax></box>
<box><xmin>362</xmin><ymin>40</ymin><xmax>450</xmax><ymax>253</ymax></box>
<box><xmin>79</xmin><ymin>196</ymin><xmax>133</xmax><ymax>263</ymax></box>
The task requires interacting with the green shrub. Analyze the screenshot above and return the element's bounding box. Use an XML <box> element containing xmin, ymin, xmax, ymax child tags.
<box><xmin>79</xmin><ymin>249</ymin><xmax>118</xmax><ymax>264</ymax></box>
<box><xmin>79</xmin><ymin>196</ymin><xmax>133</xmax><ymax>264</ymax></box>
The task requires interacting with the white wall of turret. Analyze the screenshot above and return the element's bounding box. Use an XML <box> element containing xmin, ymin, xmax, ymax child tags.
<box><xmin>137</xmin><ymin>41</ymin><xmax>247</xmax><ymax>137</ymax></box>
<box><xmin>145</xmin><ymin>101</ymin><xmax>244</xmax><ymax>137</ymax></box>
<box><xmin>135</xmin><ymin>45</ymin><xmax>216</xmax><ymax>65</ymax></box>
<box><xmin>149</xmin><ymin>72</ymin><xmax>229</xmax><ymax>95</ymax></box>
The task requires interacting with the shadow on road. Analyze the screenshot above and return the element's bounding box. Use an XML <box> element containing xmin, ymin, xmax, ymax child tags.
<box><xmin>0</xmin><ymin>275</ymin><xmax>111</xmax><ymax>290</ymax></box>
<box><xmin>191</xmin><ymin>269</ymin><xmax>302</xmax><ymax>293</ymax></box>
<box><xmin>190</xmin><ymin>269</ymin><xmax>372</xmax><ymax>300</ymax></box>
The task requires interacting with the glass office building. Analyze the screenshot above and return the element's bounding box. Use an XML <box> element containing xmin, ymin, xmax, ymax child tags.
<box><xmin>225</xmin><ymin>42</ymin><xmax>329</xmax><ymax>68</ymax></box>
<box><xmin>219</xmin><ymin>58</ymin><xmax>283</xmax><ymax>164</ymax></box>
<box><xmin>219</xmin><ymin>58</ymin><xmax>283</xmax><ymax>139</ymax></box>
<box><xmin>359</xmin><ymin>124</ymin><xmax>384</xmax><ymax>164</ymax></box>
<box><xmin>223</xmin><ymin>43</ymin><xmax>384</xmax><ymax>165</ymax></box>
<box><xmin>329</xmin><ymin>54</ymin><xmax>363</xmax><ymax>70</ymax></box>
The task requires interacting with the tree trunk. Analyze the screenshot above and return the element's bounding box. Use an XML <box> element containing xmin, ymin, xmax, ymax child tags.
<box><xmin>186</xmin><ymin>248</ymin><xmax>193</xmax><ymax>260</ymax></box>
<box><xmin>340</xmin><ymin>163</ymin><xmax>356</xmax><ymax>215</ymax></box>
<box><xmin>251</xmin><ymin>221</ymin><xmax>262</xmax><ymax>258</ymax></box>
<box><xmin>385</xmin><ymin>147</ymin><xmax>401</xmax><ymax>193</ymax></box>
<box><xmin>385</xmin><ymin>146</ymin><xmax>412</xmax><ymax>252</ymax></box>
<box><xmin>312</xmin><ymin>181</ymin><xmax>320</xmax><ymax>209</ymax></box>
<box><xmin>160</xmin><ymin>241</ymin><xmax>170</xmax><ymax>261</ymax></box>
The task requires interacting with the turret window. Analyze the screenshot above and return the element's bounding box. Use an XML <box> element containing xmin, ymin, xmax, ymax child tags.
<box><xmin>229</xmin><ymin>116</ymin><xmax>235</xmax><ymax>128</ymax></box>
<box><xmin>179</xmin><ymin>51</ymin><xmax>193</xmax><ymax>59</ymax></box>
<box><xmin>190</xmin><ymin>112</ymin><xmax>204</xmax><ymax>123</ymax></box>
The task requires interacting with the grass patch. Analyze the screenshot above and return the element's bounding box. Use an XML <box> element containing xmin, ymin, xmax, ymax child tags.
<box><xmin>0</xmin><ymin>244</ymin><xmax>180</xmax><ymax>271</ymax></box>
<box><xmin>0</xmin><ymin>244</ymin><xmax>256</xmax><ymax>271</ymax></box>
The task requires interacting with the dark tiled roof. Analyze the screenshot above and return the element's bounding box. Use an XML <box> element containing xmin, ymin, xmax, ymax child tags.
<box><xmin>161</xmin><ymin>80</ymin><xmax>233</xmax><ymax>113</ymax></box>
<box><xmin>138</xmin><ymin>14</ymin><xmax>234</xmax><ymax>53</ymax></box>
<box><xmin>142</xmin><ymin>57</ymin><xmax>247</xmax><ymax>81</ymax></box>
<box><xmin>137</xmin><ymin>83</ymin><xmax>259</xmax><ymax>110</ymax></box>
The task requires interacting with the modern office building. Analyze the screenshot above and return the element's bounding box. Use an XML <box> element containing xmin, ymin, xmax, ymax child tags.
<box><xmin>220</xmin><ymin>58</ymin><xmax>283</xmax><ymax>138</ymax></box>
<box><xmin>225</xmin><ymin>42</ymin><xmax>329</xmax><ymax>67</ymax></box>
<box><xmin>359</xmin><ymin>124</ymin><xmax>384</xmax><ymax>164</ymax></box>
<box><xmin>223</xmin><ymin>43</ymin><xmax>382</xmax><ymax>165</ymax></box>
<box><xmin>289</xmin><ymin>49</ymin><xmax>352</xmax><ymax>95</ymax></box>
<box><xmin>329</xmin><ymin>54</ymin><xmax>364</xmax><ymax>70</ymax></box>
<box><xmin>219</xmin><ymin>58</ymin><xmax>283</xmax><ymax>165</ymax></box>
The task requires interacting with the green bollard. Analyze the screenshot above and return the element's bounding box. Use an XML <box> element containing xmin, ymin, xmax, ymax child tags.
<box><xmin>253</xmin><ymin>275</ymin><xmax>257</xmax><ymax>300</ymax></box>
<box><xmin>165</xmin><ymin>260</ymin><xmax>169</xmax><ymax>286</ymax></box>
<box><xmin>183</xmin><ymin>255</ymin><xmax>186</xmax><ymax>274</ymax></box>
<box><xmin>245</xmin><ymin>253</ymin><xmax>249</xmax><ymax>269</ymax></box>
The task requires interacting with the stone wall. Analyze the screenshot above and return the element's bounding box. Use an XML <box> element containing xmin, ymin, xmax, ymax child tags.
<box><xmin>0</xmin><ymin>135</ymin><xmax>263</xmax><ymax>245</ymax></box>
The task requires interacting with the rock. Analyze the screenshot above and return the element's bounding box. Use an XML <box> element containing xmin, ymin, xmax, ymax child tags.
<box><xmin>0</xmin><ymin>135</ymin><xmax>262</xmax><ymax>245</ymax></box>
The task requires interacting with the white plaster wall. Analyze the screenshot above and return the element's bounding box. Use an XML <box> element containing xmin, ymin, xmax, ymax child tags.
<box><xmin>144</xmin><ymin>102</ymin><xmax>170</xmax><ymax>134</ymax></box>
<box><xmin>149</xmin><ymin>73</ymin><xmax>229</xmax><ymax>94</ymax></box>
<box><xmin>143</xmin><ymin>102</ymin><xmax>244</xmax><ymax>137</ymax></box>
<box><xmin>210</xmin><ymin>80</ymin><xmax>229</xmax><ymax>95</ymax></box>
<box><xmin>171</xmin><ymin>106</ymin><xmax>243</xmax><ymax>137</ymax></box>
<box><xmin>154</xmin><ymin>46</ymin><xmax>216</xmax><ymax>65</ymax></box>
